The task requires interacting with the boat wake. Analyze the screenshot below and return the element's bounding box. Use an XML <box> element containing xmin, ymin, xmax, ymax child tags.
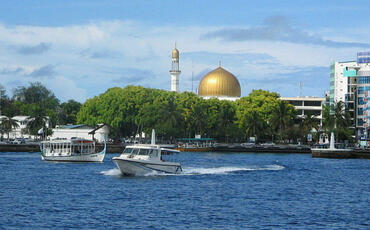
<box><xmin>182</xmin><ymin>165</ymin><xmax>285</xmax><ymax>175</ymax></box>
<box><xmin>182</xmin><ymin>164</ymin><xmax>285</xmax><ymax>175</ymax></box>
<box><xmin>100</xmin><ymin>164</ymin><xmax>285</xmax><ymax>177</ymax></box>
<box><xmin>100</xmin><ymin>168</ymin><xmax>122</xmax><ymax>177</ymax></box>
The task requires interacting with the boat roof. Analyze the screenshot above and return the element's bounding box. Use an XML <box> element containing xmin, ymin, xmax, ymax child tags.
<box><xmin>125</xmin><ymin>144</ymin><xmax>180</xmax><ymax>153</ymax></box>
<box><xmin>42</xmin><ymin>138</ymin><xmax>95</xmax><ymax>144</ymax></box>
<box><xmin>125</xmin><ymin>144</ymin><xmax>160</xmax><ymax>149</ymax></box>
<box><xmin>177</xmin><ymin>138</ymin><xmax>213</xmax><ymax>141</ymax></box>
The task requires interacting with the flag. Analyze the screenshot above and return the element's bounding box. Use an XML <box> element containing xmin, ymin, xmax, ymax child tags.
<box><xmin>37</xmin><ymin>128</ymin><xmax>44</xmax><ymax>135</ymax></box>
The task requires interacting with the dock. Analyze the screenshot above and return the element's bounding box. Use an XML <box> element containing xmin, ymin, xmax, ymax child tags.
<box><xmin>312</xmin><ymin>149</ymin><xmax>370</xmax><ymax>159</ymax></box>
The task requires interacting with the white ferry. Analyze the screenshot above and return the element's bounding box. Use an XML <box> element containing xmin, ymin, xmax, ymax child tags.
<box><xmin>40</xmin><ymin>138</ymin><xmax>106</xmax><ymax>162</ymax></box>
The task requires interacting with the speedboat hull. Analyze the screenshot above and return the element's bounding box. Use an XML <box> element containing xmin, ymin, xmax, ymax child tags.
<box><xmin>112</xmin><ymin>157</ymin><xmax>182</xmax><ymax>176</ymax></box>
<box><xmin>41</xmin><ymin>152</ymin><xmax>105</xmax><ymax>162</ymax></box>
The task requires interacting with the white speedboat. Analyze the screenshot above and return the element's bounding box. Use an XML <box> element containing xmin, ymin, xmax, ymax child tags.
<box><xmin>112</xmin><ymin>129</ymin><xmax>182</xmax><ymax>176</ymax></box>
<box><xmin>40</xmin><ymin>138</ymin><xmax>106</xmax><ymax>162</ymax></box>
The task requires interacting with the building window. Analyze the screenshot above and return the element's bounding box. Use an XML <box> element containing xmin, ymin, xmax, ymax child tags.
<box><xmin>304</xmin><ymin>101</ymin><xmax>322</xmax><ymax>106</ymax></box>
<box><xmin>304</xmin><ymin>110</ymin><xmax>321</xmax><ymax>116</ymax></box>
<box><xmin>358</xmin><ymin>119</ymin><xmax>364</xmax><ymax>126</ymax></box>
<box><xmin>288</xmin><ymin>101</ymin><xmax>303</xmax><ymax>106</ymax></box>
<box><xmin>359</xmin><ymin>77</ymin><xmax>370</xmax><ymax>84</ymax></box>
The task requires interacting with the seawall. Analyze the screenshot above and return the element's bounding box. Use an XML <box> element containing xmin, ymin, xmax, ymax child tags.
<box><xmin>214</xmin><ymin>145</ymin><xmax>311</xmax><ymax>153</ymax></box>
<box><xmin>312</xmin><ymin>149</ymin><xmax>370</xmax><ymax>159</ymax></box>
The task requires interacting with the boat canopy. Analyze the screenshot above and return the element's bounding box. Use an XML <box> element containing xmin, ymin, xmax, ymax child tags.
<box><xmin>177</xmin><ymin>138</ymin><xmax>213</xmax><ymax>141</ymax></box>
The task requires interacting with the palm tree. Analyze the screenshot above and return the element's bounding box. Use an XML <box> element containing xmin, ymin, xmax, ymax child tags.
<box><xmin>301</xmin><ymin>112</ymin><xmax>320</xmax><ymax>142</ymax></box>
<box><xmin>0</xmin><ymin>116</ymin><xmax>19</xmax><ymax>140</ymax></box>
<box><xmin>26</xmin><ymin>115</ymin><xmax>49</xmax><ymax>140</ymax></box>
<box><xmin>333</xmin><ymin>101</ymin><xmax>353</xmax><ymax>142</ymax></box>
<box><xmin>322</xmin><ymin>102</ymin><xmax>353</xmax><ymax>143</ymax></box>
<box><xmin>322</xmin><ymin>104</ymin><xmax>334</xmax><ymax>132</ymax></box>
<box><xmin>244</xmin><ymin>110</ymin><xmax>265</xmax><ymax>142</ymax></box>
<box><xmin>270</xmin><ymin>100</ymin><xmax>295</xmax><ymax>142</ymax></box>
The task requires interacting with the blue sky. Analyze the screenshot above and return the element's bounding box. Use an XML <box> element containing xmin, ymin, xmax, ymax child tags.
<box><xmin>0</xmin><ymin>0</ymin><xmax>369</xmax><ymax>102</ymax></box>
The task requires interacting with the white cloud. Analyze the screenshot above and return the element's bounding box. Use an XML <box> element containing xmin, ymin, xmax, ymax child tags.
<box><xmin>0</xmin><ymin>19</ymin><xmax>368</xmax><ymax>101</ymax></box>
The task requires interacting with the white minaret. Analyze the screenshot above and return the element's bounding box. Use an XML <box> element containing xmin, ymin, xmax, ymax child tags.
<box><xmin>170</xmin><ymin>44</ymin><xmax>181</xmax><ymax>92</ymax></box>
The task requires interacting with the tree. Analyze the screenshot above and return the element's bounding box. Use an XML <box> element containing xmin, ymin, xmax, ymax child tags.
<box><xmin>0</xmin><ymin>116</ymin><xmax>19</xmax><ymax>140</ymax></box>
<box><xmin>322</xmin><ymin>104</ymin><xmax>334</xmax><ymax>132</ymax></box>
<box><xmin>26</xmin><ymin>106</ymin><xmax>49</xmax><ymax>139</ymax></box>
<box><xmin>11</xmin><ymin>82</ymin><xmax>60</xmax><ymax>127</ymax></box>
<box><xmin>235</xmin><ymin>89</ymin><xmax>281</xmax><ymax>142</ymax></box>
<box><xmin>333</xmin><ymin>101</ymin><xmax>353</xmax><ymax>142</ymax></box>
<box><xmin>300</xmin><ymin>112</ymin><xmax>321</xmax><ymax>143</ymax></box>
<box><xmin>321</xmin><ymin>102</ymin><xmax>353</xmax><ymax>143</ymax></box>
<box><xmin>0</xmin><ymin>84</ymin><xmax>6</xmax><ymax>115</ymax></box>
<box><xmin>58</xmin><ymin>100</ymin><xmax>82</xmax><ymax>125</ymax></box>
<box><xmin>13</xmin><ymin>82</ymin><xmax>59</xmax><ymax>108</ymax></box>
<box><xmin>270</xmin><ymin>100</ymin><xmax>296</xmax><ymax>142</ymax></box>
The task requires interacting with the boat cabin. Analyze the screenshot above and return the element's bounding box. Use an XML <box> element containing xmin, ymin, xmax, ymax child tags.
<box><xmin>41</xmin><ymin>139</ymin><xmax>96</xmax><ymax>156</ymax></box>
<box><xmin>122</xmin><ymin>145</ymin><xmax>160</xmax><ymax>159</ymax></box>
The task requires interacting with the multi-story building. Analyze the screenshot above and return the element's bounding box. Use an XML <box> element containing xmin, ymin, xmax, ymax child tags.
<box><xmin>330</xmin><ymin>52</ymin><xmax>370</xmax><ymax>143</ymax></box>
<box><xmin>330</xmin><ymin>61</ymin><xmax>357</xmax><ymax>128</ymax></box>
<box><xmin>280</xmin><ymin>97</ymin><xmax>325</xmax><ymax>127</ymax></box>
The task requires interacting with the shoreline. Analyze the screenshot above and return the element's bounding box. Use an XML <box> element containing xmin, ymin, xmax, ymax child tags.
<box><xmin>1</xmin><ymin>143</ymin><xmax>370</xmax><ymax>159</ymax></box>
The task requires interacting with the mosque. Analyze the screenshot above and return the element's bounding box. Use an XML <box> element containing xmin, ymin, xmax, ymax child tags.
<box><xmin>169</xmin><ymin>46</ymin><xmax>241</xmax><ymax>101</ymax></box>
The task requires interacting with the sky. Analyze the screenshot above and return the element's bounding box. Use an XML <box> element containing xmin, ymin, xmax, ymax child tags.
<box><xmin>0</xmin><ymin>0</ymin><xmax>369</xmax><ymax>102</ymax></box>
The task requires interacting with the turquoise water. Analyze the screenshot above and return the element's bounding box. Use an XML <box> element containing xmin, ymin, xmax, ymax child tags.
<box><xmin>0</xmin><ymin>152</ymin><xmax>369</xmax><ymax>229</ymax></box>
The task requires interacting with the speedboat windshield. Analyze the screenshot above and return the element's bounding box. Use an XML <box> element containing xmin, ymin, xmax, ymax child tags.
<box><xmin>122</xmin><ymin>147</ymin><xmax>159</xmax><ymax>157</ymax></box>
<box><xmin>123</xmin><ymin>148</ymin><xmax>133</xmax><ymax>154</ymax></box>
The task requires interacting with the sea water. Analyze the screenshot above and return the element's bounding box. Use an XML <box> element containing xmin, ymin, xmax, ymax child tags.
<box><xmin>0</xmin><ymin>152</ymin><xmax>369</xmax><ymax>229</ymax></box>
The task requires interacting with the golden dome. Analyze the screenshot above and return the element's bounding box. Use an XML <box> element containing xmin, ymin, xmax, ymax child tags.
<box><xmin>172</xmin><ymin>48</ymin><xmax>179</xmax><ymax>59</ymax></box>
<box><xmin>198</xmin><ymin>67</ymin><xmax>241</xmax><ymax>98</ymax></box>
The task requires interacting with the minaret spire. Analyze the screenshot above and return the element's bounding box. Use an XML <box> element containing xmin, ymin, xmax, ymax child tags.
<box><xmin>170</xmin><ymin>44</ymin><xmax>181</xmax><ymax>92</ymax></box>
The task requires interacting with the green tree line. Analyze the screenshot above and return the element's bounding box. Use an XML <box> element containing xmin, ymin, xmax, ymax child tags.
<box><xmin>1</xmin><ymin>83</ymin><xmax>354</xmax><ymax>143</ymax></box>
<box><xmin>0</xmin><ymin>82</ymin><xmax>81</xmax><ymax>138</ymax></box>
<box><xmin>76</xmin><ymin>85</ymin><xmax>330</xmax><ymax>143</ymax></box>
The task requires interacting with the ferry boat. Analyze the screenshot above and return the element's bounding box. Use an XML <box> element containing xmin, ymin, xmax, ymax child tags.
<box><xmin>174</xmin><ymin>137</ymin><xmax>214</xmax><ymax>152</ymax></box>
<box><xmin>40</xmin><ymin>138</ymin><xmax>106</xmax><ymax>162</ymax></box>
<box><xmin>112</xmin><ymin>130</ymin><xmax>182</xmax><ymax>176</ymax></box>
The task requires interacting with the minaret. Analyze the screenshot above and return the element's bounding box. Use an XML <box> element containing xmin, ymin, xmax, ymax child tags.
<box><xmin>170</xmin><ymin>44</ymin><xmax>181</xmax><ymax>92</ymax></box>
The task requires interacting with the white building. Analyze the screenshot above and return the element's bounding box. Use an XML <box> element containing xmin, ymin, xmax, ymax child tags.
<box><xmin>51</xmin><ymin>124</ymin><xmax>109</xmax><ymax>142</ymax></box>
<box><xmin>330</xmin><ymin>61</ymin><xmax>358</xmax><ymax>107</ymax></box>
<box><xmin>330</xmin><ymin>61</ymin><xmax>357</xmax><ymax>129</ymax></box>
<box><xmin>280</xmin><ymin>97</ymin><xmax>325</xmax><ymax>123</ymax></box>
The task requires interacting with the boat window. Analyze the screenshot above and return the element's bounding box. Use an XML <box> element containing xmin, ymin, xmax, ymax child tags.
<box><xmin>123</xmin><ymin>148</ymin><xmax>133</xmax><ymax>154</ymax></box>
<box><xmin>132</xmin><ymin>148</ymin><xmax>140</xmax><ymax>155</ymax></box>
<box><xmin>151</xmin><ymin>149</ymin><xmax>158</xmax><ymax>157</ymax></box>
<box><xmin>138</xmin><ymin>149</ymin><xmax>149</xmax><ymax>155</ymax></box>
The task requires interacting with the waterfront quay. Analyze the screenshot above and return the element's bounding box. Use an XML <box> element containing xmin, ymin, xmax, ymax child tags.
<box><xmin>214</xmin><ymin>144</ymin><xmax>311</xmax><ymax>154</ymax></box>
<box><xmin>1</xmin><ymin>143</ymin><xmax>370</xmax><ymax>159</ymax></box>
<box><xmin>312</xmin><ymin>149</ymin><xmax>370</xmax><ymax>159</ymax></box>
